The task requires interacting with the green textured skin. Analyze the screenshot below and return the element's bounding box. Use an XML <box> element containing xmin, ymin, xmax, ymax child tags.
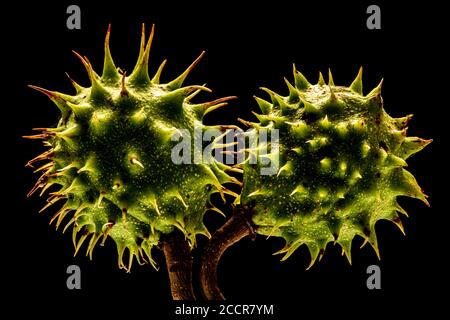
<box><xmin>26</xmin><ymin>25</ymin><xmax>238</xmax><ymax>271</ymax></box>
<box><xmin>240</xmin><ymin>67</ymin><xmax>431</xmax><ymax>267</ymax></box>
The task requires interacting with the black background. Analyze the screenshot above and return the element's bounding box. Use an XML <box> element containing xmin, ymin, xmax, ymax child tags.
<box><xmin>4</xmin><ymin>0</ymin><xmax>446</xmax><ymax>318</ymax></box>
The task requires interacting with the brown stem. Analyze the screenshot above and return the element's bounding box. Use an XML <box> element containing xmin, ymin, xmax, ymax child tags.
<box><xmin>200</xmin><ymin>205</ymin><xmax>255</xmax><ymax>300</ymax></box>
<box><xmin>162</xmin><ymin>231</ymin><xmax>196</xmax><ymax>300</ymax></box>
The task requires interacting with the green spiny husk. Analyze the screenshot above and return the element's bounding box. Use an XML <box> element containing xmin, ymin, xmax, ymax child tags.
<box><xmin>25</xmin><ymin>24</ymin><xmax>238</xmax><ymax>272</ymax></box>
<box><xmin>240</xmin><ymin>66</ymin><xmax>431</xmax><ymax>268</ymax></box>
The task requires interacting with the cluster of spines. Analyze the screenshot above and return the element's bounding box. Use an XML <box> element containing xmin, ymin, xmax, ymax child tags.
<box><xmin>240</xmin><ymin>66</ymin><xmax>431</xmax><ymax>267</ymax></box>
<box><xmin>25</xmin><ymin>24</ymin><xmax>239</xmax><ymax>272</ymax></box>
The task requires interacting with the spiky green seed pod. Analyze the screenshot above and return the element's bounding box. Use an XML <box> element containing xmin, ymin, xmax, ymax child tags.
<box><xmin>25</xmin><ymin>24</ymin><xmax>238</xmax><ymax>271</ymax></box>
<box><xmin>240</xmin><ymin>66</ymin><xmax>431</xmax><ymax>268</ymax></box>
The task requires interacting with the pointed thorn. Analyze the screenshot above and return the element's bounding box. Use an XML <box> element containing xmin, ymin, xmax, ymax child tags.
<box><xmin>193</xmin><ymin>96</ymin><xmax>237</xmax><ymax>118</ymax></box>
<box><xmin>209</xmin><ymin>206</ymin><xmax>226</xmax><ymax>218</ymax></box>
<box><xmin>201</xmin><ymin>102</ymin><xmax>228</xmax><ymax>117</ymax></box>
<box><xmin>293</xmin><ymin>64</ymin><xmax>311</xmax><ymax>90</ymax></box>
<box><xmin>166</xmin><ymin>51</ymin><xmax>205</xmax><ymax>90</ymax></box>
<box><xmin>34</xmin><ymin>162</ymin><xmax>54</xmax><ymax>173</ymax></box>
<box><xmin>392</xmin><ymin>216</ymin><xmax>406</xmax><ymax>235</ymax></box>
<box><xmin>349</xmin><ymin>66</ymin><xmax>363</xmax><ymax>94</ymax></box>
<box><xmin>283</xmin><ymin>77</ymin><xmax>299</xmax><ymax>102</ymax></box>
<box><xmin>237</xmin><ymin>118</ymin><xmax>255</xmax><ymax>127</ymax></box>
<box><xmin>129</xmin><ymin>23</ymin><xmax>155</xmax><ymax>85</ymax></box>
<box><xmin>151</xmin><ymin>59</ymin><xmax>167</xmax><ymax>84</ymax></box>
<box><xmin>65</xmin><ymin>73</ymin><xmax>85</xmax><ymax>94</ymax></box>
<box><xmin>120</xmin><ymin>71</ymin><xmax>129</xmax><ymax>96</ymax></box>
<box><xmin>25</xmin><ymin>150</ymin><xmax>55</xmax><ymax>168</ymax></box>
<box><xmin>299</xmin><ymin>95</ymin><xmax>319</xmax><ymax>114</ymax></box>
<box><xmin>248</xmin><ymin>189</ymin><xmax>264</xmax><ymax>197</ymax></box>
<box><xmin>28</xmin><ymin>85</ymin><xmax>71</xmax><ymax>116</ymax></box>
<box><xmin>74</xmin><ymin>233</ymin><xmax>89</xmax><ymax>257</ymax></box>
<box><xmin>72</xmin><ymin>51</ymin><xmax>108</xmax><ymax>100</ymax></box>
<box><xmin>130</xmin><ymin>157</ymin><xmax>144</xmax><ymax>168</ymax></box>
<box><xmin>102</xmin><ymin>24</ymin><xmax>120</xmax><ymax>82</ymax></box>
<box><xmin>97</xmin><ymin>192</ymin><xmax>105</xmax><ymax>208</ymax></box>
<box><xmin>328</xmin><ymin>68</ymin><xmax>335</xmax><ymax>86</ymax></box>
<box><xmin>367</xmin><ymin>78</ymin><xmax>384</xmax><ymax>97</ymax></box>
<box><xmin>72</xmin><ymin>50</ymin><xmax>93</xmax><ymax>80</ymax></box>
<box><xmin>28</xmin><ymin>85</ymin><xmax>58</xmax><ymax>99</ymax></box>
<box><xmin>27</xmin><ymin>180</ymin><xmax>46</xmax><ymax>197</ymax></box>
<box><xmin>318</xmin><ymin>71</ymin><xmax>326</xmax><ymax>86</ymax></box>
<box><xmin>185</xmin><ymin>82</ymin><xmax>207</xmax><ymax>102</ymax></box>
<box><xmin>328</xmin><ymin>85</ymin><xmax>337</xmax><ymax>101</ymax></box>
<box><xmin>149</xmin><ymin>197</ymin><xmax>161</xmax><ymax>216</ymax></box>
<box><xmin>174</xmin><ymin>191</ymin><xmax>188</xmax><ymax>209</ymax></box>
<box><xmin>159</xmin><ymin>85</ymin><xmax>212</xmax><ymax>109</ymax></box>
<box><xmin>254</xmin><ymin>96</ymin><xmax>273</xmax><ymax>114</ymax></box>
